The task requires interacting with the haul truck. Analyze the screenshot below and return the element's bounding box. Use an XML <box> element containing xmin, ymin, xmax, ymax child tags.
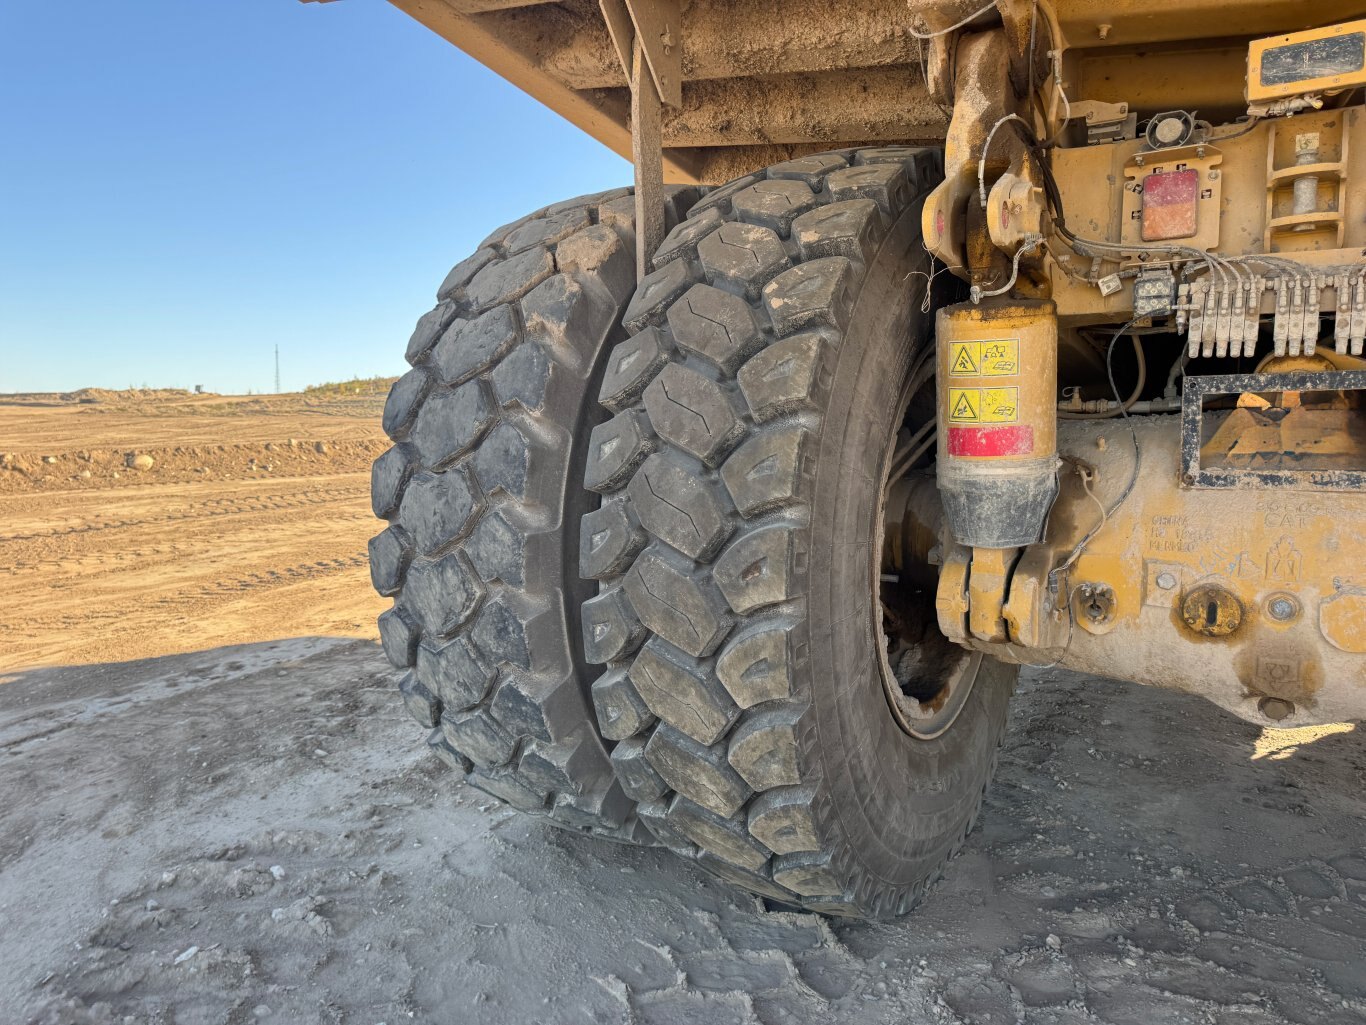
<box><xmin>334</xmin><ymin>0</ymin><xmax>1366</xmax><ymax>918</ymax></box>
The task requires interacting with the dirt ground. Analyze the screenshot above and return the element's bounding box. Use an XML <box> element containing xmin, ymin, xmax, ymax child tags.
<box><xmin>0</xmin><ymin>390</ymin><xmax>388</xmax><ymax>668</ymax></box>
<box><xmin>3</xmin><ymin>392</ymin><xmax>1365</xmax><ymax>1025</ymax></box>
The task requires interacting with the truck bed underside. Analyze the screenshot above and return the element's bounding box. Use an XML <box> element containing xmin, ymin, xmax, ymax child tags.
<box><xmin>386</xmin><ymin>0</ymin><xmax>1357</xmax><ymax>184</ymax></box>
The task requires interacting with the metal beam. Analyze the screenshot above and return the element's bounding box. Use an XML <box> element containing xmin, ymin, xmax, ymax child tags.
<box><xmin>631</xmin><ymin>39</ymin><xmax>666</xmax><ymax>279</ymax></box>
<box><xmin>484</xmin><ymin>0</ymin><xmax>926</xmax><ymax>91</ymax></box>
<box><xmin>653</xmin><ymin>68</ymin><xmax>945</xmax><ymax>148</ymax></box>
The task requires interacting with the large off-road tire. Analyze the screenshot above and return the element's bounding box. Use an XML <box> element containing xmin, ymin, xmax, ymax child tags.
<box><xmin>580</xmin><ymin>148</ymin><xmax>1017</xmax><ymax>916</ymax></box>
<box><xmin>370</xmin><ymin>186</ymin><xmax>698</xmax><ymax>841</ymax></box>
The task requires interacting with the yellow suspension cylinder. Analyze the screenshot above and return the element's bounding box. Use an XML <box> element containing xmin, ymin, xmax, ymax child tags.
<box><xmin>935</xmin><ymin>299</ymin><xmax>1059</xmax><ymax>548</ymax></box>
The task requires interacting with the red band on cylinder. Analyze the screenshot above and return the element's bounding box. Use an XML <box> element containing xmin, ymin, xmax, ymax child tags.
<box><xmin>947</xmin><ymin>425</ymin><xmax>1035</xmax><ymax>457</ymax></box>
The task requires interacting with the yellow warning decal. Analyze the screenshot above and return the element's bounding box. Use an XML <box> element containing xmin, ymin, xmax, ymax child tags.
<box><xmin>947</xmin><ymin>339</ymin><xmax>1019</xmax><ymax>378</ymax></box>
<box><xmin>947</xmin><ymin>386</ymin><xmax>1019</xmax><ymax>424</ymax></box>
<box><xmin>979</xmin><ymin>340</ymin><xmax>1019</xmax><ymax>376</ymax></box>
<box><xmin>948</xmin><ymin>388</ymin><xmax>980</xmax><ymax>422</ymax></box>
<box><xmin>981</xmin><ymin>387</ymin><xmax>1019</xmax><ymax>422</ymax></box>
<box><xmin>950</xmin><ymin>344</ymin><xmax>979</xmax><ymax>376</ymax></box>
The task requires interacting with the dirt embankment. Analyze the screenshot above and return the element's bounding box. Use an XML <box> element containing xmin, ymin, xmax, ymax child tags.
<box><xmin>0</xmin><ymin>391</ymin><xmax>388</xmax><ymax>494</ymax></box>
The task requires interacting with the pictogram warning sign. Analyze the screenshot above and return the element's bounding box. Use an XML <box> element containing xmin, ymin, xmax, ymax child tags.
<box><xmin>947</xmin><ymin>339</ymin><xmax>1020</xmax><ymax>377</ymax></box>
<box><xmin>981</xmin><ymin>387</ymin><xmax>1018</xmax><ymax>422</ymax></box>
<box><xmin>947</xmin><ymin>386</ymin><xmax>1018</xmax><ymax>423</ymax></box>
<box><xmin>979</xmin><ymin>340</ymin><xmax>1019</xmax><ymax>376</ymax></box>
<box><xmin>949</xmin><ymin>388</ymin><xmax>980</xmax><ymax>421</ymax></box>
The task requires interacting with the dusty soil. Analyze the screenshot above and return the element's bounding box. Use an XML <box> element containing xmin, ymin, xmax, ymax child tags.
<box><xmin>2</xmin><ymin>391</ymin><xmax>1365</xmax><ymax>1024</ymax></box>
<box><xmin>0</xmin><ymin>391</ymin><xmax>388</xmax><ymax>668</ymax></box>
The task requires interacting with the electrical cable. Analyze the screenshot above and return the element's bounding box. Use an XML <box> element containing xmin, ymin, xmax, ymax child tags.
<box><xmin>908</xmin><ymin>0</ymin><xmax>999</xmax><ymax>40</ymax></box>
<box><xmin>1051</xmin><ymin>315</ymin><xmax>1145</xmax><ymax>584</ymax></box>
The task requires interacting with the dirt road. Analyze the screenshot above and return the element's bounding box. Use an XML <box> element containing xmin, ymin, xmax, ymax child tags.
<box><xmin>2</xmin><ymin>391</ymin><xmax>1365</xmax><ymax>1024</ymax></box>
<box><xmin>0</xmin><ymin>391</ymin><xmax>387</xmax><ymax>667</ymax></box>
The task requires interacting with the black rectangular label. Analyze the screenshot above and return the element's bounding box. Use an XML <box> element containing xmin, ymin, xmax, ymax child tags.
<box><xmin>1261</xmin><ymin>33</ymin><xmax>1366</xmax><ymax>86</ymax></box>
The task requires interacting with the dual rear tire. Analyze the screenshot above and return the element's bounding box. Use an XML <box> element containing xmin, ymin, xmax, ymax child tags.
<box><xmin>371</xmin><ymin>151</ymin><xmax>1014</xmax><ymax>918</ymax></box>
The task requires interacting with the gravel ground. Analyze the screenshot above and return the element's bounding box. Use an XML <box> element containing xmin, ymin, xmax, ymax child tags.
<box><xmin>3</xmin><ymin>638</ymin><xmax>1364</xmax><ymax>1025</ymax></box>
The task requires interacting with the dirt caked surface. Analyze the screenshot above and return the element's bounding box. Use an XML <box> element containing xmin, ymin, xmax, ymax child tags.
<box><xmin>2</xmin><ymin>391</ymin><xmax>1365</xmax><ymax>1025</ymax></box>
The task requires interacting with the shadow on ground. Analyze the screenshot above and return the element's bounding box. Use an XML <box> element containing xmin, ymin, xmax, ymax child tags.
<box><xmin>3</xmin><ymin>638</ymin><xmax>1363</xmax><ymax>1024</ymax></box>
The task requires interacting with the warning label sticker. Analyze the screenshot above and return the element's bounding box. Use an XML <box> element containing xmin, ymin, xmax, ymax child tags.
<box><xmin>947</xmin><ymin>339</ymin><xmax>1020</xmax><ymax>377</ymax></box>
<box><xmin>947</xmin><ymin>386</ymin><xmax>1019</xmax><ymax>424</ymax></box>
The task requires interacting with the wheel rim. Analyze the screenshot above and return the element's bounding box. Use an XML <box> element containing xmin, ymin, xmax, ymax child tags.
<box><xmin>872</xmin><ymin>372</ymin><xmax>979</xmax><ymax>741</ymax></box>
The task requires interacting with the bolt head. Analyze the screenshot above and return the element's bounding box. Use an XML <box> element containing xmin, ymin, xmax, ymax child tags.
<box><xmin>1266</xmin><ymin>595</ymin><xmax>1299</xmax><ymax>622</ymax></box>
<box><xmin>1156</xmin><ymin>572</ymin><xmax>1177</xmax><ymax>591</ymax></box>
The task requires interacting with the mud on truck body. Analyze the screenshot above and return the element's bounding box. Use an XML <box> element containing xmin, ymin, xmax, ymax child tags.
<box><xmin>336</xmin><ymin>0</ymin><xmax>1366</xmax><ymax>918</ymax></box>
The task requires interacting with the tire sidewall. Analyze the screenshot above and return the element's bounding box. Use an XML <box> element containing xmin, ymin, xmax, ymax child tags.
<box><xmin>804</xmin><ymin>198</ymin><xmax>1013</xmax><ymax>899</ymax></box>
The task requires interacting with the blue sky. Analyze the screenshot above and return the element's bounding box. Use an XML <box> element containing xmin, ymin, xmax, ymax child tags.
<box><xmin>0</xmin><ymin>0</ymin><xmax>629</xmax><ymax>394</ymax></box>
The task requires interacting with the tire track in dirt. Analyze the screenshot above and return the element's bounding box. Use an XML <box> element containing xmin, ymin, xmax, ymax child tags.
<box><xmin>0</xmin><ymin>465</ymin><xmax>384</xmax><ymax>669</ymax></box>
<box><xmin>0</xmin><ymin>484</ymin><xmax>362</xmax><ymax>546</ymax></box>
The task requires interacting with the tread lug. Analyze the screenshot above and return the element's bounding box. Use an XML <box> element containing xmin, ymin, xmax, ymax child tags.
<box><xmin>624</xmin><ymin>258</ymin><xmax>698</xmax><ymax>332</ymax></box>
<box><xmin>791</xmin><ymin>199</ymin><xmax>885</xmax><ymax>265</ymax></box>
<box><xmin>628</xmin><ymin>638</ymin><xmax>739</xmax><ymax>746</ymax></box>
<box><xmin>410</xmin><ymin>379</ymin><xmax>493</xmax><ymax>469</ymax></box>
<box><xmin>378</xmin><ymin>605</ymin><xmax>421</xmax><ymax>668</ymax></box>
<box><xmin>591</xmin><ymin>668</ymin><xmax>657</xmax><ymax>741</ymax></box>
<box><xmin>398</xmin><ymin>671</ymin><xmax>442</xmax><ymax>729</ymax></box>
<box><xmin>397</xmin><ymin>470</ymin><xmax>477</xmax><ymax>555</ymax></box>
<box><xmin>407</xmin><ymin>301</ymin><xmax>461</xmax><ymax>364</ymax></box>
<box><xmin>610</xmin><ymin>735</ymin><xmax>670</xmax><ymax>803</ymax></box>
<box><xmin>714</xmin><ymin>525</ymin><xmax>798</xmax><ymax>614</ymax></box>
<box><xmin>748</xmin><ymin>786</ymin><xmax>821</xmax><ymax>855</ymax></box>
<box><xmin>645</xmin><ymin>725</ymin><xmax>750</xmax><ymax>818</ymax></box>
<box><xmin>627</xmin><ymin>454</ymin><xmax>732</xmax><ymax>561</ymax></box>
<box><xmin>581</xmin><ymin>587</ymin><xmax>646</xmax><ymax>664</ymax></box>
<box><xmin>653</xmin><ymin>207</ymin><xmax>723</xmax><ymax>268</ymax></box>
<box><xmin>583</xmin><ymin>410</ymin><xmax>655</xmax><ymax>493</ymax></box>
<box><xmin>578</xmin><ymin>498</ymin><xmax>646</xmax><ymax>580</ymax></box>
<box><xmin>697</xmin><ymin>222</ymin><xmax>789</xmax><ymax>301</ymax></box>
<box><xmin>432</xmin><ymin>305</ymin><xmax>519</xmax><ymax>385</ymax></box>
<box><xmin>382</xmin><ymin>368</ymin><xmax>433</xmax><ymax>441</ymax></box>
<box><xmin>737</xmin><ymin>332</ymin><xmax>829</xmax><ymax>422</ymax></box>
<box><xmin>716</xmin><ymin>623</ymin><xmax>796</xmax><ymax>708</ymax></box>
<box><xmin>370</xmin><ymin>445</ymin><xmax>414</xmax><ymax>520</ymax></box>
<box><xmin>437</xmin><ymin>248</ymin><xmax>497</xmax><ymax>303</ymax></box>
<box><xmin>665</xmin><ymin>796</ymin><xmax>770</xmax><ymax>870</ymax></box>
<box><xmin>720</xmin><ymin>428</ymin><xmax>809</xmax><ymax>516</ymax></box>
<box><xmin>441</xmin><ymin>705</ymin><xmax>517</xmax><ymax>766</ymax></box>
<box><xmin>598</xmin><ymin>326</ymin><xmax>672</xmax><ymax>413</ymax></box>
<box><xmin>404</xmin><ymin>551</ymin><xmax>482</xmax><ymax>637</ymax></box>
<box><xmin>624</xmin><ymin>548</ymin><xmax>731</xmax><ymax>658</ymax></box>
<box><xmin>642</xmin><ymin>363</ymin><xmax>743</xmax><ymax>468</ymax></box>
<box><xmin>667</xmin><ymin>283</ymin><xmax>765</xmax><ymax>375</ymax></box>
<box><xmin>368</xmin><ymin>526</ymin><xmax>412</xmax><ymax>597</ymax></box>
<box><xmin>731</xmin><ymin>179</ymin><xmax>819</xmax><ymax>236</ymax></box>
<box><xmin>465</xmin><ymin>246</ymin><xmax>555</xmax><ymax>314</ymax></box>
<box><xmin>416</xmin><ymin>635</ymin><xmax>495</xmax><ymax>711</ymax></box>
<box><xmin>762</xmin><ymin>257</ymin><xmax>855</xmax><ymax>337</ymax></box>
<box><xmin>727</xmin><ymin>706</ymin><xmax>805</xmax><ymax>790</ymax></box>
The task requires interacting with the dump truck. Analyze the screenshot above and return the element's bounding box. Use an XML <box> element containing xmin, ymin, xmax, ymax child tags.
<box><xmin>341</xmin><ymin>0</ymin><xmax>1366</xmax><ymax>918</ymax></box>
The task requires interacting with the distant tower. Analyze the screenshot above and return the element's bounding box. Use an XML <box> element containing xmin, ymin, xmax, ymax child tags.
<box><xmin>274</xmin><ymin>345</ymin><xmax>281</xmax><ymax>394</ymax></box>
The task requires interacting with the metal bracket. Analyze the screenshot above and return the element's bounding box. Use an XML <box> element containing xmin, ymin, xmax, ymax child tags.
<box><xmin>599</xmin><ymin>0</ymin><xmax>682</xmax><ymax>107</ymax></box>
<box><xmin>599</xmin><ymin>0</ymin><xmax>680</xmax><ymax>278</ymax></box>
<box><xmin>1180</xmin><ymin>370</ymin><xmax>1366</xmax><ymax>490</ymax></box>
